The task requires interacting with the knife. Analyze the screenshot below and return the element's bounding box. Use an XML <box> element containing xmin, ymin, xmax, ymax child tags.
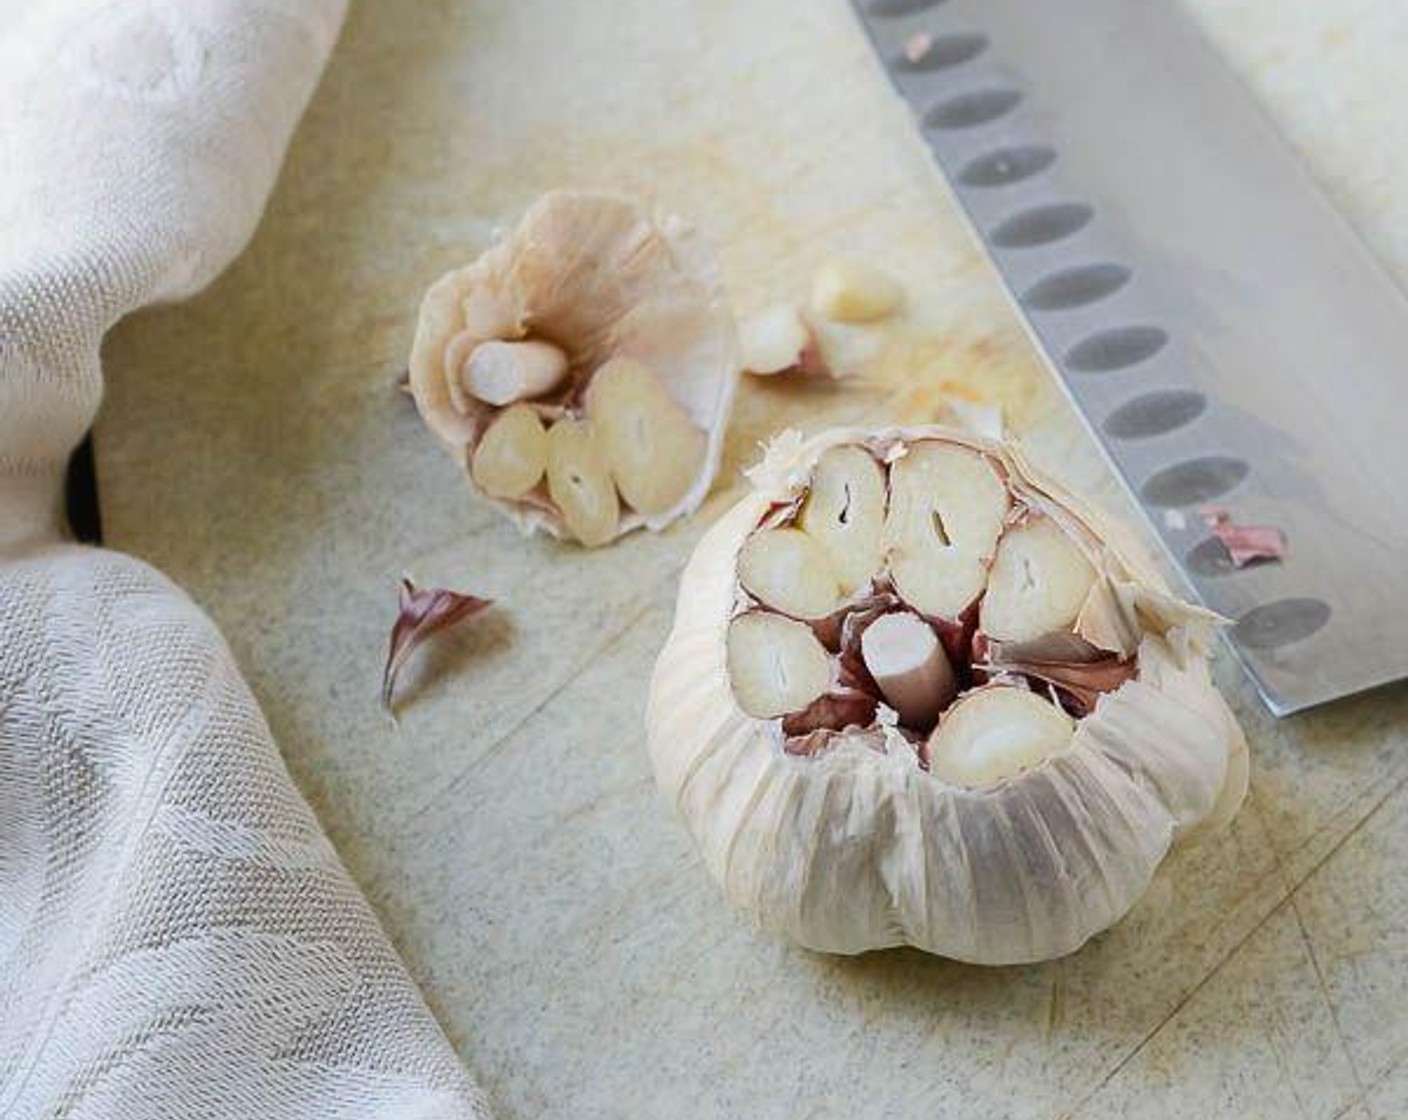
<box><xmin>850</xmin><ymin>0</ymin><xmax>1408</xmax><ymax>715</ymax></box>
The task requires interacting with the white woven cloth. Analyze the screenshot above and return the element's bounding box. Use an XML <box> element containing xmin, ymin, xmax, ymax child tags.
<box><xmin>0</xmin><ymin>2</ymin><xmax>489</xmax><ymax>1116</ymax></box>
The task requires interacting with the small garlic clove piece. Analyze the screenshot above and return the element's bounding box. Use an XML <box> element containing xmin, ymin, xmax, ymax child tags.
<box><xmin>883</xmin><ymin>441</ymin><xmax>1009</xmax><ymax>619</ymax></box>
<box><xmin>927</xmin><ymin>686</ymin><xmax>1074</xmax><ymax>788</ymax></box>
<box><xmin>810</xmin><ymin>259</ymin><xmax>903</xmax><ymax>323</ymax></box>
<box><xmin>470</xmin><ymin>403</ymin><xmax>549</xmax><ymax>499</ymax></box>
<box><xmin>797</xmin><ymin>445</ymin><xmax>886</xmax><ymax>595</ymax></box>
<box><xmin>737</xmin><ymin>528</ymin><xmax>842</xmax><ymax>620</ymax></box>
<box><xmin>461</xmin><ymin>339</ymin><xmax>569</xmax><ymax>406</ymax></box>
<box><xmin>545</xmin><ymin>417</ymin><xmax>619</xmax><ymax>547</ymax></box>
<box><xmin>727</xmin><ymin>611</ymin><xmax>832</xmax><ymax>719</ymax></box>
<box><xmin>584</xmin><ymin>356</ymin><xmax>707</xmax><ymax>517</ymax></box>
<box><xmin>648</xmin><ymin>424</ymin><xmax>1249</xmax><ymax>964</ymax></box>
<box><xmin>981</xmin><ymin>517</ymin><xmax>1097</xmax><ymax>644</ymax></box>
<box><xmin>860</xmin><ymin>611</ymin><xmax>955</xmax><ymax>729</ymax></box>
<box><xmin>739</xmin><ymin>304</ymin><xmax>831</xmax><ymax>377</ymax></box>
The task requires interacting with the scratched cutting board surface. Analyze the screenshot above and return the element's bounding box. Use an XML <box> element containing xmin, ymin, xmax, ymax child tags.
<box><xmin>95</xmin><ymin>1</ymin><xmax>1408</xmax><ymax>1118</ymax></box>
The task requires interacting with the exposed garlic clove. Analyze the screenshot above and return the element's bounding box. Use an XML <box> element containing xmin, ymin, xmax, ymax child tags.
<box><xmin>810</xmin><ymin>259</ymin><xmax>903</xmax><ymax>323</ymax></box>
<box><xmin>460</xmin><ymin>339</ymin><xmax>569</xmax><ymax>406</ymax></box>
<box><xmin>883</xmin><ymin>441</ymin><xmax>1009</xmax><ymax>619</ymax></box>
<box><xmin>727</xmin><ymin>611</ymin><xmax>831</xmax><ymax>719</ymax></box>
<box><xmin>545</xmin><ymin>417</ymin><xmax>619</xmax><ymax>547</ymax></box>
<box><xmin>737</xmin><ymin>528</ymin><xmax>841</xmax><ymax>620</ymax></box>
<box><xmin>981</xmin><ymin>516</ymin><xmax>1097</xmax><ymax>643</ymax></box>
<box><xmin>470</xmin><ymin>403</ymin><xmax>549</xmax><ymax>499</ymax></box>
<box><xmin>584</xmin><ymin>356</ymin><xmax>707</xmax><ymax>516</ymax></box>
<box><xmin>926</xmin><ymin>686</ymin><xmax>1074</xmax><ymax>788</ymax></box>
<box><xmin>860</xmin><ymin>611</ymin><xmax>955</xmax><ymax>729</ymax></box>
<box><xmin>737</xmin><ymin>304</ymin><xmax>835</xmax><ymax>378</ymax></box>
<box><xmin>797</xmin><ymin>445</ymin><xmax>886</xmax><ymax>595</ymax></box>
<box><xmin>739</xmin><ymin>304</ymin><xmax>809</xmax><ymax>375</ymax></box>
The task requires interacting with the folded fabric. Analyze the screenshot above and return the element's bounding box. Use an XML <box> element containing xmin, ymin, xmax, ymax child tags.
<box><xmin>0</xmin><ymin>2</ymin><xmax>488</xmax><ymax>1116</ymax></box>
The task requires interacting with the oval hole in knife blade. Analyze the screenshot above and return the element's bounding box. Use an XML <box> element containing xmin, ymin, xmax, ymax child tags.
<box><xmin>1233</xmin><ymin>598</ymin><xmax>1331</xmax><ymax>650</ymax></box>
<box><xmin>924</xmin><ymin>88</ymin><xmax>1022</xmax><ymax>130</ymax></box>
<box><xmin>1103</xmin><ymin>388</ymin><xmax>1206</xmax><ymax>439</ymax></box>
<box><xmin>1022</xmin><ymin>263</ymin><xmax>1131</xmax><ymax>311</ymax></box>
<box><xmin>1065</xmin><ymin>325</ymin><xmax>1168</xmax><ymax>372</ymax></box>
<box><xmin>1185</xmin><ymin>536</ymin><xmax>1239</xmax><ymax>577</ymax></box>
<box><xmin>869</xmin><ymin>0</ymin><xmax>948</xmax><ymax>15</ymax></box>
<box><xmin>990</xmin><ymin>203</ymin><xmax>1095</xmax><ymax>248</ymax></box>
<box><xmin>894</xmin><ymin>32</ymin><xmax>988</xmax><ymax>73</ymax></box>
<box><xmin>958</xmin><ymin>145</ymin><xmax>1056</xmax><ymax>187</ymax></box>
<box><xmin>1140</xmin><ymin>456</ymin><xmax>1249</xmax><ymax>508</ymax></box>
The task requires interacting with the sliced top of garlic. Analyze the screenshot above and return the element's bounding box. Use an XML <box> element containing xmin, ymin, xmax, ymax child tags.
<box><xmin>408</xmin><ymin>190</ymin><xmax>739</xmax><ymax>544</ymax></box>
<box><xmin>647</xmin><ymin>423</ymin><xmax>1249</xmax><ymax>964</ymax></box>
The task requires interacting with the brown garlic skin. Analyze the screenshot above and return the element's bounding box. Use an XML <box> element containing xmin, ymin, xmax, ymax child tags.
<box><xmin>408</xmin><ymin>190</ymin><xmax>738</xmax><ymax>546</ymax></box>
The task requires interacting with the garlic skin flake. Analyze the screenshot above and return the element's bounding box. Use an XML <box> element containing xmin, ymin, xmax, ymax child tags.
<box><xmin>408</xmin><ymin>190</ymin><xmax>738</xmax><ymax>544</ymax></box>
<box><xmin>647</xmin><ymin>425</ymin><xmax>1248</xmax><ymax>964</ymax></box>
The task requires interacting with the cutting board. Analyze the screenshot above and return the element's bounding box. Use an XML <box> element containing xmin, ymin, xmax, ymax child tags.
<box><xmin>96</xmin><ymin>0</ymin><xmax>1408</xmax><ymax>1116</ymax></box>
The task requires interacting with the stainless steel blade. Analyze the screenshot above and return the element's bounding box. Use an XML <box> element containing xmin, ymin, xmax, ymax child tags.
<box><xmin>850</xmin><ymin>0</ymin><xmax>1408</xmax><ymax>715</ymax></box>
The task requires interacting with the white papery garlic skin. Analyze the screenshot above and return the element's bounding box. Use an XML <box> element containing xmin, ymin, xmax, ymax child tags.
<box><xmin>647</xmin><ymin>425</ymin><xmax>1248</xmax><ymax>964</ymax></box>
<box><xmin>408</xmin><ymin>190</ymin><xmax>738</xmax><ymax>545</ymax></box>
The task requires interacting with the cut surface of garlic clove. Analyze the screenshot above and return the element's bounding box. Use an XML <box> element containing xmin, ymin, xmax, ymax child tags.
<box><xmin>797</xmin><ymin>445</ymin><xmax>887</xmax><ymax>595</ymax></box>
<box><xmin>810</xmin><ymin>259</ymin><xmax>903</xmax><ymax>323</ymax></box>
<box><xmin>461</xmin><ymin>339</ymin><xmax>569</xmax><ymax>406</ymax></box>
<box><xmin>470</xmin><ymin>403</ymin><xmax>549</xmax><ymax>499</ymax></box>
<box><xmin>584</xmin><ymin>356</ymin><xmax>707</xmax><ymax>517</ymax></box>
<box><xmin>727</xmin><ymin>611</ymin><xmax>832</xmax><ymax>719</ymax></box>
<box><xmin>927</xmin><ymin>686</ymin><xmax>1074</xmax><ymax>788</ymax></box>
<box><xmin>883</xmin><ymin>442</ymin><xmax>1009</xmax><ymax>620</ymax></box>
<box><xmin>859</xmin><ymin>611</ymin><xmax>955</xmax><ymax>730</ymax></box>
<box><xmin>981</xmin><ymin>516</ymin><xmax>1097</xmax><ymax>644</ymax></box>
<box><xmin>545</xmin><ymin>417</ymin><xmax>619</xmax><ymax>547</ymax></box>
<box><xmin>737</xmin><ymin>528</ymin><xmax>842</xmax><ymax>620</ymax></box>
<box><xmin>739</xmin><ymin>304</ymin><xmax>815</xmax><ymax>375</ymax></box>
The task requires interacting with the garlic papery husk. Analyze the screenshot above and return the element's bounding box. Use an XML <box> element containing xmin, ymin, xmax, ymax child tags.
<box><xmin>408</xmin><ymin>190</ymin><xmax>739</xmax><ymax>545</ymax></box>
<box><xmin>646</xmin><ymin>425</ymin><xmax>1247</xmax><ymax>964</ymax></box>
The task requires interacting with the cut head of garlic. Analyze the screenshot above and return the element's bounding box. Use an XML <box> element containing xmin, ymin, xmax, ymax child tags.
<box><xmin>647</xmin><ymin>425</ymin><xmax>1248</xmax><ymax>965</ymax></box>
<box><xmin>408</xmin><ymin>190</ymin><xmax>738</xmax><ymax>546</ymax></box>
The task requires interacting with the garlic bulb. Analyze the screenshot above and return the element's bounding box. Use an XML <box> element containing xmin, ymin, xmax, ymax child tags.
<box><xmin>647</xmin><ymin>426</ymin><xmax>1248</xmax><ymax>964</ymax></box>
<box><xmin>408</xmin><ymin>190</ymin><xmax>738</xmax><ymax>545</ymax></box>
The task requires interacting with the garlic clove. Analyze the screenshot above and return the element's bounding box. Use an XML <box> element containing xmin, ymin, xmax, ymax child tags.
<box><xmin>584</xmin><ymin>355</ymin><xmax>708</xmax><ymax>517</ymax></box>
<box><xmin>926</xmin><ymin>686</ymin><xmax>1074</xmax><ymax>788</ymax></box>
<box><xmin>737</xmin><ymin>528</ymin><xmax>842</xmax><ymax>620</ymax></box>
<box><xmin>739</xmin><ymin>304</ymin><xmax>810</xmax><ymax>375</ymax></box>
<box><xmin>727</xmin><ymin>611</ymin><xmax>832</xmax><ymax>719</ymax></box>
<box><xmin>470</xmin><ymin>403</ymin><xmax>549</xmax><ymax>500</ymax></box>
<box><xmin>981</xmin><ymin>516</ymin><xmax>1097</xmax><ymax>644</ymax></box>
<box><xmin>883</xmin><ymin>441</ymin><xmax>1010</xmax><ymax>620</ymax></box>
<box><xmin>859</xmin><ymin>610</ymin><xmax>955</xmax><ymax>729</ymax></box>
<box><xmin>810</xmin><ymin>259</ymin><xmax>903</xmax><ymax>323</ymax></box>
<box><xmin>738</xmin><ymin>303</ymin><xmax>834</xmax><ymax>378</ymax></box>
<box><xmin>796</xmin><ymin>445</ymin><xmax>886</xmax><ymax>595</ymax></box>
<box><xmin>545</xmin><ymin>417</ymin><xmax>619</xmax><ymax>547</ymax></box>
<box><xmin>461</xmin><ymin>339</ymin><xmax>569</xmax><ymax>406</ymax></box>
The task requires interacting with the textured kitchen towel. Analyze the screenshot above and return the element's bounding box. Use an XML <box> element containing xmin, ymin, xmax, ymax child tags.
<box><xmin>0</xmin><ymin>1</ymin><xmax>488</xmax><ymax>1116</ymax></box>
